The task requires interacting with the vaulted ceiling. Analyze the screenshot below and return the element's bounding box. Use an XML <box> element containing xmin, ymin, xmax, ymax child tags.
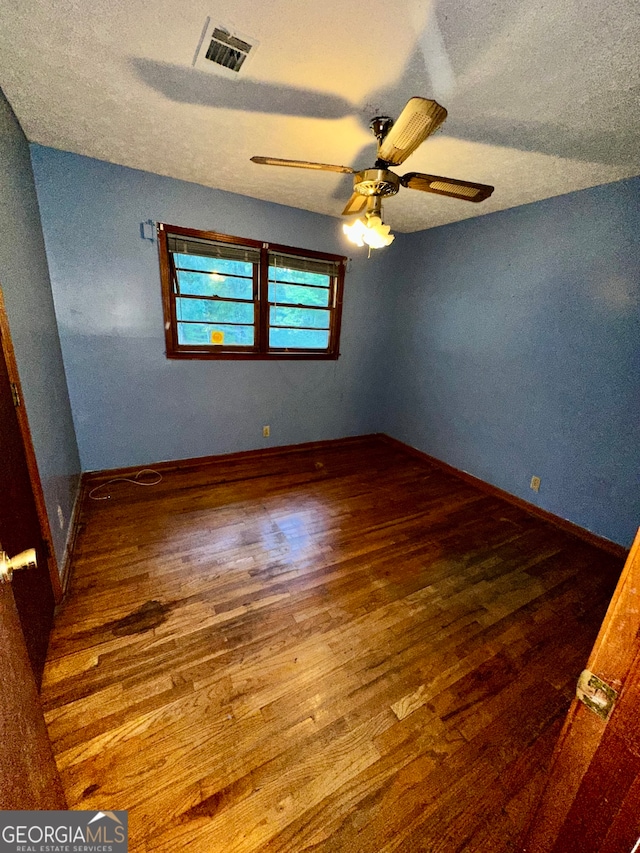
<box><xmin>1</xmin><ymin>0</ymin><xmax>638</xmax><ymax>232</ymax></box>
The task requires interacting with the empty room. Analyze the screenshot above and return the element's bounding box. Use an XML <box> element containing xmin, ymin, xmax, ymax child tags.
<box><xmin>0</xmin><ymin>0</ymin><xmax>639</xmax><ymax>851</ymax></box>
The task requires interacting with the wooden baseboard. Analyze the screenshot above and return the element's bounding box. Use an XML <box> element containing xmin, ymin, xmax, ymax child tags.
<box><xmin>379</xmin><ymin>434</ymin><xmax>628</xmax><ymax>560</ymax></box>
<box><xmin>59</xmin><ymin>477</ymin><xmax>85</xmax><ymax>598</ymax></box>
<box><xmin>83</xmin><ymin>434</ymin><xmax>380</xmax><ymax>485</ymax></box>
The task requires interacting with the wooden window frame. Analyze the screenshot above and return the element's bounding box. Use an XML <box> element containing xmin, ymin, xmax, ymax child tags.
<box><xmin>158</xmin><ymin>223</ymin><xmax>346</xmax><ymax>361</ymax></box>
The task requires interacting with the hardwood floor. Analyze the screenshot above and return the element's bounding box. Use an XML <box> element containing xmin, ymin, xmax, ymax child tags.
<box><xmin>41</xmin><ymin>437</ymin><xmax>623</xmax><ymax>852</ymax></box>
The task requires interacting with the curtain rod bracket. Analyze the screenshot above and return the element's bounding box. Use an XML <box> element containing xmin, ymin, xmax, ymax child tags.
<box><xmin>140</xmin><ymin>219</ymin><xmax>157</xmax><ymax>242</ymax></box>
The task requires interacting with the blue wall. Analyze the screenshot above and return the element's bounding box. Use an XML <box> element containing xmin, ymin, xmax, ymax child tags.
<box><xmin>382</xmin><ymin>178</ymin><xmax>640</xmax><ymax>548</ymax></box>
<box><xmin>30</xmin><ymin>146</ymin><xmax>391</xmax><ymax>472</ymax></box>
<box><xmin>0</xmin><ymin>93</ymin><xmax>81</xmax><ymax>569</ymax></box>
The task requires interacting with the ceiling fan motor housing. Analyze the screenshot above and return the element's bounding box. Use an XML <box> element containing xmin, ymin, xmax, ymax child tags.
<box><xmin>353</xmin><ymin>169</ymin><xmax>400</xmax><ymax>198</ymax></box>
<box><xmin>369</xmin><ymin>116</ymin><xmax>394</xmax><ymax>142</ymax></box>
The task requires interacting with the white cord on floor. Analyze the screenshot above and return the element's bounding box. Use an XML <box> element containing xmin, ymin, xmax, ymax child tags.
<box><xmin>88</xmin><ymin>469</ymin><xmax>163</xmax><ymax>500</ymax></box>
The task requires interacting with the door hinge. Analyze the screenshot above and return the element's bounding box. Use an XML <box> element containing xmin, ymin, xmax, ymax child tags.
<box><xmin>10</xmin><ymin>382</ymin><xmax>20</xmax><ymax>407</ymax></box>
<box><xmin>577</xmin><ymin>669</ymin><xmax>617</xmax><ymax>721</ymax></box>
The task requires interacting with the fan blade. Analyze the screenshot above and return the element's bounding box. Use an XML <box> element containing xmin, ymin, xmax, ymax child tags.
<box><xmin>377</xmin><ymin>98</ymin><xmax>447</xmax><ymax>166</ymax></box>
<box><xmin>251</xmin><ymin>156</ymin><xmax>354</xmax><ymax>174</ymax></box>
<box><xmin>401</xmin><ymin>172</ymin><xmax>494</xmax><ymax>202</ymax></box>
<box><xmin>341</xmin><ymin>193</ymin><xmax>368</xmax><ymax>216</ymax></box>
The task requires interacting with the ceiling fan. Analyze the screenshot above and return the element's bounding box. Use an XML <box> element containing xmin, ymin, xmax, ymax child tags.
<box><xmin>251</xmin><ymin>97</ymin><xmax>494</xmax><ymax>248</ymax></box>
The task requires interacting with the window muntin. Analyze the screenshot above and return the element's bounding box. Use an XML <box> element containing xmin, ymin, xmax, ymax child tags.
<box><xmin>159</xmin><ymin>224</ymin><xmax>345</xmax><ymax>360</ymax></box>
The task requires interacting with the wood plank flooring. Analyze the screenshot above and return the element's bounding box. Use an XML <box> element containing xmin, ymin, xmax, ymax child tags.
<box><xmin>41</xmin><ymin>437</ymin><xmax>623</xmax><ymax>852</ymax></box>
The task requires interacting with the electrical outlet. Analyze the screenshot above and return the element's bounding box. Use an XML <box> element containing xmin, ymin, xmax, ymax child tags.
<box><xmin>530</xmin><ymin>476</ymin><xmax>541</xmax><ymax>493</ymax></box>
<box><xmin>57</xmin><ymin>504</ymin><xmax>65</xmax><ymax>530</ymax></box>
<box><xmin>262</xmin><ymin>425</ymin><xmax>270</xmax><ymax>437</ymax></box>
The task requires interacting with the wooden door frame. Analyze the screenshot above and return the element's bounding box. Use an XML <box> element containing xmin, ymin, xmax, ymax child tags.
<box><xmin>0</xmin><ymin>286</ymin><xmax>62</xmax><ymax>602</ymax></box>
<box><xmin>520</xmin><ymin>527</ymin><xmax>640</xmax><ymax>851</ymax></box>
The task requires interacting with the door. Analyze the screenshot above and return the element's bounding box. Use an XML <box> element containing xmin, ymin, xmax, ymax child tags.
<box><xmin>0</xmin><ymin>579</ymin><xmax>67</xmax><ymax>808</ymax></box>
<box><xmin>0</xmin><ymin>288</ymin><xmax>58</xmax><ymax>684</ymax></box>
<box><xmin>0</xmin><ymin>288</ymin><xmax>65</xmax><ymax>806</ymax></box>
<box><xmin>520</xmin><ymin>527</ymin><xmax>640</xmax><ymax>853</ymax></box>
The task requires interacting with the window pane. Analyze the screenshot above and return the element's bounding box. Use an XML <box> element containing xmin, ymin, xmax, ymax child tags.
<box><xmin>270</xmin><ymin>306</ymin><xmax>330</xmax><ymax>329</ymax></box>
<box><xmin>269</xmin><ymin>266</ymin><xmax>330</xmax><ymax>287</ymax></box>
<box><xmin>176</xmin><ymin>270</ymin><xmax>253</xmax><ymax>300</ymax></box>
<box><xmin>269</xmin><ymin>327</ymin><xmax>330</xmax><ymax>350</ymax></box>
<box><xmin>177</xmin><ymin>323</ymin><xmax>254</xmax><ymax>346</ymax></box>
<box><xmin>176</xmin><ymin>297</ymin><xmax>254</xmax><ymax>324</ymax></box>
<box><xmin>174</xmin><ymin>253</ymin><xmax>253</xmax><ymax>278</ymax></box>
<box><xmin>268</xmin><ymin>282</ymin><xmax>330</xmax><ymax>307</ymax></box>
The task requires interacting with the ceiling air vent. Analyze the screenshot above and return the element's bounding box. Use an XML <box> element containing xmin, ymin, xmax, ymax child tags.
<box><xmin>193</xmin><ymin>19</ymin><xmax>258</xmax><ymax>78</ymax></box>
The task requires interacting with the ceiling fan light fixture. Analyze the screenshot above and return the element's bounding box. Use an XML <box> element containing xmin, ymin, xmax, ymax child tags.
<box><xmin>343</xmin><ymin>212</ymin><xmax>394</xmax><ymax>250</ymax></box>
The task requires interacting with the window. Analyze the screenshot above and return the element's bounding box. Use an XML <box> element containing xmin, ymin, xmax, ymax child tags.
<box><xmin>158</xmin><ymin>223</ymin><xmax>346</xmax><ymax>359</ymax></box>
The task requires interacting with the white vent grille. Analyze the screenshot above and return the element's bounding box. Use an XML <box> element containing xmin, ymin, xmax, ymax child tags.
<box><xmin>205</xmin><ymin>28</ymin><xmax>252</xmax><ymax>72</ymax></box>
<box><xmin>194</xmin><ymin>19</ymin><xmax>258</xmax><ymax>77</ymax></box>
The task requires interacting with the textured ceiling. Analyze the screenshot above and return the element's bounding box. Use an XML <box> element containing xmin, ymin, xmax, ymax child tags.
<box><xmin>0</xmin><ymin>0</ymin><xmax>638</xmax><ymax>232</ymax></box>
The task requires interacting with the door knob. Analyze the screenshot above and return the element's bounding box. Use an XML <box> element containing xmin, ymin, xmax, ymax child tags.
<box><xmin>0</xmin><ymin>544</ymin><xmax>37</xmax><ymax>584</ymax></box>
